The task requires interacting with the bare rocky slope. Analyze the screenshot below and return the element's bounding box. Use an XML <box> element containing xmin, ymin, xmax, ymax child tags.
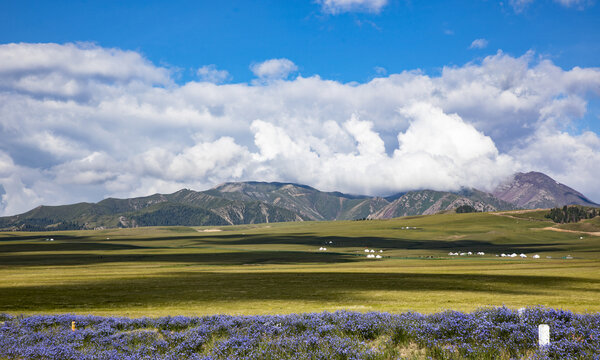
<box><xmin>369</xmin><ymin>189</ymin><xmax>517</xmax><ymax>219</ymax></box>
<box><xmin>492</xmin><ymin>172</ymin><xmax>598</xmax><ymax>209</ymax></box>
<box><xmin>206</xmin><ymin>182</ymin><xmax>389</xmax><ymax>221</ymax></box>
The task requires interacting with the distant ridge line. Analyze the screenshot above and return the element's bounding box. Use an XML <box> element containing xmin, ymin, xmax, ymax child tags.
<box><xmin>1</xmin><ymin>172</ymin><xmax>597</xmax><ymax>231</ymax></box>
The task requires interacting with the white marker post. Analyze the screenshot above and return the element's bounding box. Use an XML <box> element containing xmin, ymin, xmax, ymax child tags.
<box><xmin>538</xmin><ymin>324</ymin><xmax>550</xmax><ymax>347</ymax></box>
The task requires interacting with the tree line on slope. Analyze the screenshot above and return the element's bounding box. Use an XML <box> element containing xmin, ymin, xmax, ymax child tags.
<box><xmin>545</xmin><ymin>205</ymin><xmax>599</xmax><ymax>223</ymax></box>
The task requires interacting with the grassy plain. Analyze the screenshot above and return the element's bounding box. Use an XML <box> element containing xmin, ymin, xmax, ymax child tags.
<box><xmin>1</xmin><ymin>212</ymin><xmax>599</xmax><ymax>316</ymax></box>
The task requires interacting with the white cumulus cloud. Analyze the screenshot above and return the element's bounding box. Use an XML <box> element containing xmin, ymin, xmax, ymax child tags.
<box><xmin>250</xmin><ymin>58</ymin><xmax>298</xmax><ymax>80</ymax></box>
<box><xmin>197</xmin><ymin>64</ymin><xmax>231</xmax><ymax>84</ymax></box>
<box><xmin>469</xmin><ymin>39</ymin><xmax>488</xmax><ymax>49</ymax></box>
<box><xmin>1</xmin><ymin>43</ymin><xmax>600</xmax><ymax>215</ymax></box>
<box><xmin>510</xmin><ymin>127</ymin><xmax>600</xmax><ymax>200</ymax></box>
<box><xmin>0</xmin><ymin>42</ymin><xmax>171</xmax><ymax>99</ymax></box>
<box><xmin>0</xmin><ymin>151</ymin><xmax>43</xmax><ymax>216</ymax></box>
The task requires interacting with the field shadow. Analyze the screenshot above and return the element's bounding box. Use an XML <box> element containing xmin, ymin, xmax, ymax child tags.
<box><xmin>1</xmin><ymin>271</ymin><xmax>598</xmax><ymax>312</ymax></box>
<box><xmin>200</xmin><ymin>234</ymin><xmax>568</xmax><ymax>253</ymax></box>
<box><xmin>0</xmin><ymin>242</ymin><xmax>150</xmax><ymax>253</ymax></box>
<box><xmin>0</xmin><ymin>250</ymin><xmax>358</xmax><ymax>266</ymax></box>
<box><xmin>0</xmin><ymin>234</ymin><xmax>85</xmax><ymax>242</ymax></box>
<box><xmin>0</xmin><ymin>233</ymin><xmax>208</xmax><ymax>243</ymax></box>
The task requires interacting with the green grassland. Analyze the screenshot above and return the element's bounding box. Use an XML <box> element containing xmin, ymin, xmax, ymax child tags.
<box><xmin>558</xmin><ymin>216</ymin><xmax>600</xmax><ymax>232</ymax></box>
<box><xmin>1</xmin><ymin>212</ymin><xmax>599</xmax><ymax>317</ymax></box>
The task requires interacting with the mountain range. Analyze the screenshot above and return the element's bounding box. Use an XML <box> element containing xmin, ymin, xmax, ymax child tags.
<box><xmin>1</xmin><ymin>171</ymin><xmax>597</xmax><ymax>231</ymax></box>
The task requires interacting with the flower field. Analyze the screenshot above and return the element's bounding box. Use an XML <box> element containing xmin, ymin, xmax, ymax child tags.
<box><xmin>1</xmin><ymin>307</ymin><xmax>598</xmax><ymax>360</ymax></box>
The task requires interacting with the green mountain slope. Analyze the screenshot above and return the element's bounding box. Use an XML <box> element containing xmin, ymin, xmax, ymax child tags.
<box><xmin>0</xmin><ymin>186</ymin><xmax>307</xmax><ymax>230</ymax></box>
<box><xmin>125</xmin><ymin>202</ymin><xmax>229</xmax><ymax>227</ymax></box>
<box><xmin>0</xmin><ymin>180</ymin><xmax>536</xmax><ymax>231</ymax></box>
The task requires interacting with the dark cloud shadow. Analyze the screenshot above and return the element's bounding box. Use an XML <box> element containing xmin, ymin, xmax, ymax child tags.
<box><xmin>199</xmin><ymin>234</ymin><xmax>568</xmax><ymax>253</ymax></box>
<box><xmin>0</xmin><ymin>250</ymin><xmax>358</xmax><ymax>266</ymax></box>
<box><xmin>0</xmin><ymin>242</ymin><xmax>150</xmax><ymax>253</ymax></box>
<box><xmin>0</xmin><ymin>234</ymin><xmax>85</xmax><ymax>242</ymax></box>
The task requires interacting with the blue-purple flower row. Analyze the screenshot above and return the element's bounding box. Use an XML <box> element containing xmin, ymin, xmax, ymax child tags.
<box><xmin>1</xmin><ymin>306</ymin><xmax>598</xmax><ymax>359</ymax></box>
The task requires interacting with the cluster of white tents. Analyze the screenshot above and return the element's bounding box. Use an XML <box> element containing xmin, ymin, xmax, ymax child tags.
<box><xmin>317</xmin><ymin>247</ymin><xmax>384</xmax><ymax>259</ymax></box>
<box><xmin>448</xmin><ymin>251</ymin><xmax>484</xmax><ymax>256</ymax></box>
<box><xmin>500</xmin><ymin>253</ymin><xmax>541</xmax><ymax>259</ymax></box>
<box><xmin>317</xmin><ymin>245</ymin><xmax>564</xmax><ymax>261</ymax></box>
<box><xmin>448</xmin><ymin>251</ymin><xmax>547</xmax><ymax>259</ymax></box>
<box><xmin>44</xmin><ymin>238</ymin><xmax>55</xmax><ymax>241</ymax></box>
<box><xmin>448</xmin><ymin>251</ymin><xmax>573</xmax><ymax>260</ymax></box>
<box><xmin>364</xmin><ymin>248</ymin><xmax>383</xmax><ymax>259</ymax></box>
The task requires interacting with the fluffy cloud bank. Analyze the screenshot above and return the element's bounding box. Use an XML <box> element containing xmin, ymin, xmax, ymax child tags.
<box><xmin>0</xmin><ymin>43</ymin><xmax>600</xmax><ymax>215</ymax></box>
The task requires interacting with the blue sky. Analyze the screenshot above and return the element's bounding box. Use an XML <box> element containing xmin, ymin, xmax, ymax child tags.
<box><xmin>2</xmin><ymin>0</ymin><xmax>599</xmax><ymax>83</ymax></box>
<box><xmin>0</xmin><ymin>0</ymin><xmax>599</xmax><ymax>214</ymax></box>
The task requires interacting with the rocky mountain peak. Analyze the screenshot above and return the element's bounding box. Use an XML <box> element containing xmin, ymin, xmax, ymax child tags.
<box><xmin>492</xmin><ymin>171</ymin><xmax>598</xmax><ymax>209</ymax></box>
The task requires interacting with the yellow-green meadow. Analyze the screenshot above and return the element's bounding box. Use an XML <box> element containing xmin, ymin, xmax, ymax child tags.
<box><xmin>1</xmin><ymin>211</ymin><xmax>599</xmax><ymax>316</ymax></box>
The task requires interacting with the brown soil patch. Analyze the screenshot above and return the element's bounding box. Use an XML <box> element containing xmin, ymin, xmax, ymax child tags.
<box><xmin>539</xmin><ymin>226</ymin><xmax>600</xmax><ymax>237</ymax></box>
<box><xmin>491</xmin><ymin>209</ymin><xmax>548</xmax><ymax>221</ymax></box>
<box><xmin>445</xmin><ymin>235</ymin><xmax>467</xmax><ymax>240</ymax></box>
